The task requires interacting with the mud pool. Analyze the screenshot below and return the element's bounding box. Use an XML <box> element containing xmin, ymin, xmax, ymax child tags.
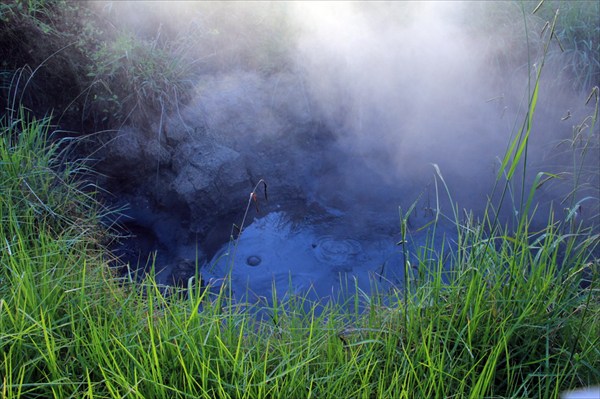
<box><xmin>111</xmin><ymin>186</ymin><xmax>456</xmax><ymax>305</ymax></box>
<box><xmin>98</xmin><ymin>3</ymin><xmax>598</xmax><ymax>304</ymax></box>
<box><xmin>204</xmin><ymin>209</ymin><xmax>452</xmax><ymax>304</ymax></box>
<box><xmin>100</xmin><ymin>69</ymin><xmax>464</xmax><ymax>304</ymax></box>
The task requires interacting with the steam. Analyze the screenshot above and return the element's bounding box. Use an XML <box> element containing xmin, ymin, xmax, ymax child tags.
<box><xmin>95</xmin><ymin>1</ymin><xmax>597</xmax><ymax>229</ymax></box>
<box><xmin>290</xmin><ymin>2</ymin><xmax>507</xmax><ymax>206</ymax></box>
<box><xmin>286</xmin><ymin>2</ymin><xmax>596</xmax><ymax>220</ymax></box>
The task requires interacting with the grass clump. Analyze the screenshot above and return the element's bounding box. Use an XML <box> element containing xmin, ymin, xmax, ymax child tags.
<box><xmin>0</xmin><ymin>107</ymin><xmax>107</xmax><ymax>397</ymax></box>
<box><xmin>85</xmin><ymin>29</ymin><xmax>196</xmax><ymax>129</ymax></box>
<box><xmin>536</xmin><ymin>0</ymin><xmax>600</xmax><ymax>92</ymax></box>
<box><xmin>466</xmin><ymin>0</ymin><xmax>599</xmax><ymax>94</ymax></box>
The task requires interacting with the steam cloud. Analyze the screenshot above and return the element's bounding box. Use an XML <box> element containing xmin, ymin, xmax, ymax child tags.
<box><xmin>291</xmin><ymin>2</ymin><xmax>508</xmax><ymax>210</ymax></box>
<box><xmin>97</xmin><ymin>1</ymin><xmax>598</xmax><ymax>231</ymax></box>
<box><xmin>285</xmin><ymin>1</ymin><xmax>595</xmax><ymax>222</ymax></box>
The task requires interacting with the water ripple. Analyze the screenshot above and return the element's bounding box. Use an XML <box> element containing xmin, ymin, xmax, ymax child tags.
<box><xmin>312</xmin><ymin>236</ymin><xmax>362</xmax><ymax>266</ymax></box>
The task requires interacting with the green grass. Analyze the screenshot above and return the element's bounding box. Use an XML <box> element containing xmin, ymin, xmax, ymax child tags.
<box><xmin>535</xmin><ymin>0</ymin><xmax>600</xmax><ymax>92</ymax></box>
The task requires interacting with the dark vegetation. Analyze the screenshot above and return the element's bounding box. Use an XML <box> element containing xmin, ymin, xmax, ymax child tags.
<box><xmin>1</xmin><ymin>1</ymin><xmax>294</xmax><ymax>131</ymax></box>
